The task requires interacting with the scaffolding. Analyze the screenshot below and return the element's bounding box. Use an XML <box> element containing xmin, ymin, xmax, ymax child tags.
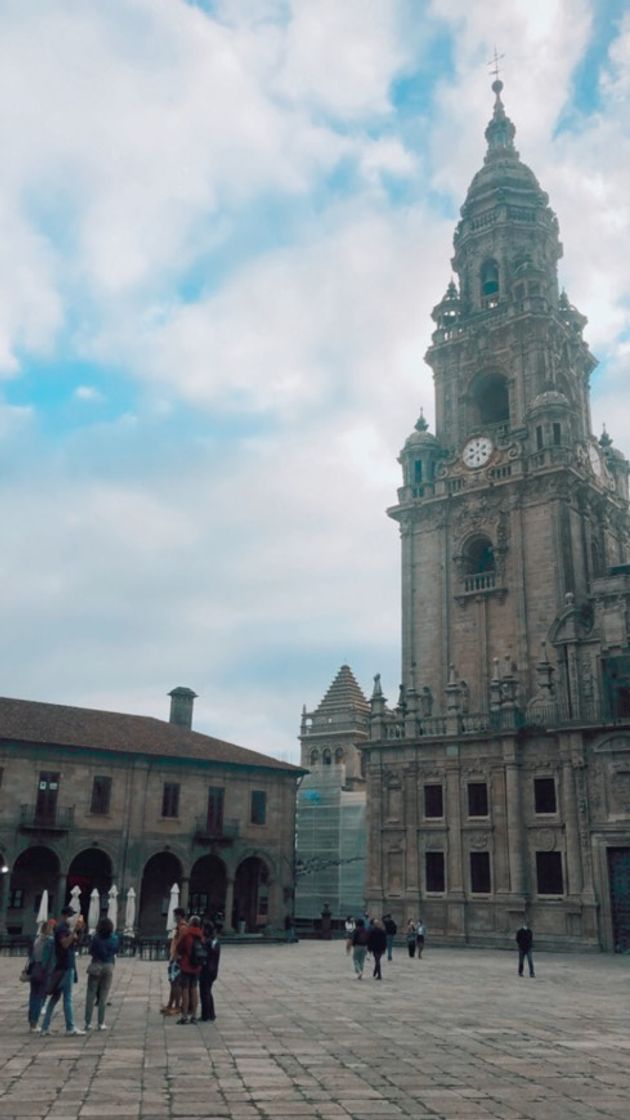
<box><xmin>295</xmin><ymin>768</ymin><xmax>366</xmax><ymax>921</ymax></box>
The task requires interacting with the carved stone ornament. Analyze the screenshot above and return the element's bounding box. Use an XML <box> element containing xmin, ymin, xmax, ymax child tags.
<box><xmin>532</xmin><ymin>828</ymin><xmax>557</xmax><ymax>851</ymax></box>
<box><xmin>468</xmin><ymin>832</ymin><xmax>490</xmax><ymax>849</ymax></box>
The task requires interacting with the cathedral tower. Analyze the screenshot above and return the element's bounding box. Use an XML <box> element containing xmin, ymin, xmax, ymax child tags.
<box><xmin>364</xmin><ymin>83</ymin><xmax>630</xmax><ymax>952</ymax></box>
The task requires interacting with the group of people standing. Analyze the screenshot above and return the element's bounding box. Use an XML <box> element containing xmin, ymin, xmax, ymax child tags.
<box><xmin>161</xmin><ymin>908</ymin><xmax>221</xmax><ymax>1024</ymax></box>
<box><xmin>26</xmin><ymin>906</ymin><xmax>118</xmax><ymax>1035</ymax></box>
<box><xmin>344</xmin><ymin>913</ymin><xmax>423</xmax><ymax>980</ymax></box>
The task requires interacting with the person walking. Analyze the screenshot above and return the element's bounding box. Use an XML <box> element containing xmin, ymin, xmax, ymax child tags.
<box><xmin>199</xmin><ymin>920</ymin><xmax>221</xmax><ymax>1022</ymax></box>
<box><xmin>383</xmin><ymin>914</ymin><xmax>397</xmax><ymax>961</ymax></box>
<box><xmin>516</xmin><ymin>922</ymin><xmax>535</xmax><ymax>977</ymax></box>
<box><xmin>406</xmin><ymin>919</ymin><xmax>416</xmax><ymax>958</ymax></box>
<box><xmin>84</xmin><ymin>917</ymin><xmax>119</xmax><ymax>1031</ymax></box>
<box><xmin>351</xmin><ymin>918</ymin><xmax>369</xmax><ymax>980</ymax></box>
<box><xmin>284</xmin><ymin>913</ymin><xmax>298</xmax><ymax>943</ymax></box>
<box><xmin>40</xmin><ymin>907</ymin><xmax>85</xmax><ymax>1036</ymax></box>
<box><xmin>177</xmin><ymin>914</ymin><xmax>204</xmax><ymax>1024</ymax></box>
<box><xmin>415</xmin><ymin>919</ymin><xmax>426</xmax><ymax>958</ymax></box>
<box><xmin>368</xmin><ymin>919</ymin><xmax>387</xmax><ymax>980</ymax></box>
<box><xmin>27</xmin><ymin>920</ymin><xmax>55</xmax><ymax>1032</ymax></box>
<box><xmin>161</xmin><ymin>908</ymin><xmax>187</xmax><ymax>1016</ymax></box>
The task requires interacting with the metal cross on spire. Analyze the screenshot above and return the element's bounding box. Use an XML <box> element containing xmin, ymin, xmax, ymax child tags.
<box><xmin>488</xmin><ymin>46</ymin><xmax>505</xmax><ymax>81</ymax></box>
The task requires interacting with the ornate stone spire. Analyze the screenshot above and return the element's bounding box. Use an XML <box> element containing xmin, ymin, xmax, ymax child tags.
<box><xmin>484</xmin><ymin>79</ymin><xmax>516</xmax><ymax>156</ymax></box>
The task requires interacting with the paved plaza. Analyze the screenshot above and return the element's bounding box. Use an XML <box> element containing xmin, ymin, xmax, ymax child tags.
<box><xmin>0</xmin><ymin>942</ymin><xmax>629</xmax><ymax>1120</ymax></box>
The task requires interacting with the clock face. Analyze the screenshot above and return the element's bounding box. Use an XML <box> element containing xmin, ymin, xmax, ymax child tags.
<box><xmin>588</xmin><ymin>443</ymin><xmax>603</xmax><ymax>479</ymax></box>
<box><xmin>462</xmin><ymin>436</ymin><xmax>493</xmax><ymax>469</ymax></box>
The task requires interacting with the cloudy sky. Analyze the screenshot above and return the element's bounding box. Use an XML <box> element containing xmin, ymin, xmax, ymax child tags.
<box><xmin>1</xmin><ymin>0</ymin><xmax>629</xmax><ymax>763</ymax></box>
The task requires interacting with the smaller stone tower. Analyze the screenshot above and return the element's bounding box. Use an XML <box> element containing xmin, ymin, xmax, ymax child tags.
<box><xmin>295</xmin><ymin>666</ymin><xmax>369</xmax><ymax>923</ymax></box>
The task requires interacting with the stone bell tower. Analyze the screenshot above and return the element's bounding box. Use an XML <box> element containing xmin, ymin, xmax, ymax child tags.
<box><xmin>391</xmin><ymin>78</ymin><xmax>629</xmax><ymax>715</ymax></box>
<box><xmin>363</xmin><ymin>80</ymin><xmax>630</xmax><ymax>953</ymax></box>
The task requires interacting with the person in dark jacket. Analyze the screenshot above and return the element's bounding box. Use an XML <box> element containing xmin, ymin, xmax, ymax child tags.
<box><xmin>199</xmin><ymin>920</ymin><xmax>221</xmax><ymax>1022</ymax></box>
<box><xmin>383</xmin><ymin>914</ymin><xmax>397</xmax><ymax>961</ymax></box>
<box><xmin>516</xmin><ymin>922</ymin><xmax>535</xmax><ymax>977</ymax></box>
<box><xmin>367</xmin><ymin>919</ymin><xmax>387</xmax><ymax>980</ymax></box>
<box><xmin>84</xmin><ymin>917</ymin><xmax>119</xmax><ymax>1031</ymax></box>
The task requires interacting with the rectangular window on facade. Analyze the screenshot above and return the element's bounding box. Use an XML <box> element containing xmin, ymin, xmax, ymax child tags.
<box><xmin>425</xmin><ymin>850</ymin><xmax>445</xmax><ymax>893</ymax></box>
<box><xmin>536</xmin><ymin>851</ymin><xmax>564</xmax><ymax>895</ymax></box>
<box><xmin>470</xmin><ymin>851</ymin><xmax>491</xmax><ymax>894</ymax></box>
<box><xmin>251</xmin><ymin>790</ymin><xmax>267</xmax><ymax>825</ymax></box>
<box><xmin>467</xmin><ymin>782</ymin><xmax>489</xmax><ymax>817</ymax></box>
<box><xmin>90</xmin><ymin>776</ymin><xmax>112</xmax><ymax>815</ymax></box>
<box><xmin>207</xmin><ymin>787</ymin><xmax>225</xmax><ymax>833</ymax></box>
<box><xmin>414</xmin><ymin>459</ymin><xmax>423</xmax><ymax>484</ymax></box>
<box><xmin>9</xmin><ymin>889</ymin><xmax>24</xmax><ymax>909</ymax></box>
<box><xmin>424</xmin><ymin>784</ymin><xmax>444</xmax><ymax>818</ymax></box>
<box><xmin>553</xmin><ymin>422</ymin><xmax>561</xmax><ymax>446</ymax></box>
<box><xmin>534</xmin><ymin>777</ymin><xmax>557</xmax><ymax>814</ymax></box>
<box><xmin>536</xmin><ymin>425</ymin><xmax>543</xmax><ymax>450</ymax></box>
<box><xmin>161</xmin><ymin>782</ymin><xmax>180</xmax><ymax>818</ymax></box>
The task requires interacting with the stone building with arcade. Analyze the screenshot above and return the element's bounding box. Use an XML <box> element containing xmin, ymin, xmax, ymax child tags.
<box><xmin>363</xmin><ymin>81</ymin><xmax>630</xmax><ymax>952</ymax></box>
<box><xmin>0</xmin><ymin>687</ymin><xmax>304</xmax><ymax>937</ymax></box>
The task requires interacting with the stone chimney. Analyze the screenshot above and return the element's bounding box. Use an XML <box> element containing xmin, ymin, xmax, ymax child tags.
<box><xmin>168</xmin><ymin>686</ymin><xmax>198</xmax><ymax>730</ymax></box>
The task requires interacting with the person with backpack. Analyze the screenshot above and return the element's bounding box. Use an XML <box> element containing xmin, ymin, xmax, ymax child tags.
<box><xmin>199</xmin><ymin>920</ymin><xmax>221</xmax><ymax>1022</ymax></box>
<box><xmin>27</xmin><ymin>920</ymin><xmax>55</xmax><ymax>1031</ymax></box>
<box><xmin>176</xmin><ymin>914</ymin><xmax>204</xmax><ymax>1024</ymax></box>
<box><xmin>351</xmin><ymin>918</ymin><xmax>369</xmax><ymax>980</ymax></box>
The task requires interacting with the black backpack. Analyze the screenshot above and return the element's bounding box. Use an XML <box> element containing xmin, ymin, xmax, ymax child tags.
<box><xmin>189</xmin><ymin>937</ymin><xmax>207</xmax><ymax>969</ymax></box>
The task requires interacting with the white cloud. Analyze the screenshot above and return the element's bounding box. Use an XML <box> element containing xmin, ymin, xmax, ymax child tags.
<box><xmin>74</xmin><ymin>385</ymin><xmax>105</xmax><ymax>402</ymax></box>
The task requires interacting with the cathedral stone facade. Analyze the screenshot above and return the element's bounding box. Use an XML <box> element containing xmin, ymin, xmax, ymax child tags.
<box><xmin>364</xmin><ymin>82</ymin><xmax>630</xmax><ymax>952</ymax></box>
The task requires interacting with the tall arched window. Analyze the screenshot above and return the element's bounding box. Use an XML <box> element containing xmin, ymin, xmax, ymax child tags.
<box><xmin>310</xmin><ymin>749</ymin><xmax>319</xmax><ymax>766</ymax></box>
<box><xmin>481</xmin><ymin>259</ymin><xmax>499</xmax><ymax>301</ymax></box>
<box><xmin>464</xmin><ymin>535</ymin><xmax>496</xmax><ymax>575</ymax></box>
<box><xmin>323</xmin><ymin>749</ymin><xmax>332</xmax><ymax>766</ymax></box>
<box><xmin>472</xmin><ymin>372</ymin><xmax>510</xmax><ymax>426</ymax></box>
<box><xmin>461</xmin><ymin>534</ymin><xmax>497</xmax><ymax>593</ymax></box>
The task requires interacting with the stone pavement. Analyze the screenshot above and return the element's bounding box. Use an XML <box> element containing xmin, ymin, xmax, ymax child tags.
<box><xmin>0</xmin><ymin>942</ymin><xmax>629</xmax><ymax>1120</ymax></box>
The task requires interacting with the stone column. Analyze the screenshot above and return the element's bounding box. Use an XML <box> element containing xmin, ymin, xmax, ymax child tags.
<box><xmin>56</xmin><ymin>874</ymin><xmax>67</xmax><ymax>915</ymax></box>
<box><xmin>503</xmin><ymin>742</ymin><xmax>526</xmax><ymax>900</ymax></box>
<box><xmin>561</xmin><ymin>757</ymin><xmax>582</xmax><ymax>897</ymax></box>
<box><xmin>491</xmin><ymin>768</ymin><xmax>510</xmax><ymax>894</ymax></box>
<box><xmin>0</xmin><ymin>875</ymin><xmax>10</xmax><ymax>934</ymax></box>
<box><xmin>445</xmin><ymin>749</ymin><xmax>465</xmax><ymax>941</ymax></box>
<box><xmin>403</xmin><ymin>763</ymin><xmax>419</xmax><ymax>898</ymax></box>
<box><xmin>224</xmin><ymin>879</ymin><xmax>235</xmax><ymax>931</ymax></box>
<box><xmin>180</xmin><ymin>877</ymin><xmax>190</xmax><ymax>914</ymax></box>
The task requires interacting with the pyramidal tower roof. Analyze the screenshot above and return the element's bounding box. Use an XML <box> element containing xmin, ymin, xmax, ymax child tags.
<box><xmin>314</xmin><ymin>664</ymin><xmax>370</xmax><ymax>719</ymax></box>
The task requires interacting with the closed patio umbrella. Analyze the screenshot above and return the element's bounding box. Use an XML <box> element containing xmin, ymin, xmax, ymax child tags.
<box><xmin>166</xmin><ymin>882</ymin><xmax>180</xmax><ymax>935</ymax></box>
<box><xmin>124</xmin><ymin>887</ymin><xmax>136</xmax><ymax>936</ymax></box>
<box><xmin>107</xmin><ymin>884</ymin><xmax>118</xmax><ymax>931</ymax></box>
<box><xmin>36</xmin><ymin>889</ymin><xmax>49</xmax><ymax>925</ymax></box>
<box><xmin>68</xmin><ymin>884</ymin><xmax>81</xmax><ymax>914</ymax></box>
<box><xmin>87</xmin><ymin>888</ymin><xmax>100</xmax><ymax>934</ymax></box>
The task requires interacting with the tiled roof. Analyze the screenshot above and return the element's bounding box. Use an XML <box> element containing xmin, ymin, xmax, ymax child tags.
<box><xmin>314</xmin><ymin>665</ymin><xmax>369</xmax><ymax>716</ymax></box>
<box><xmin>0</xmin><ymin>696</ymin><xmax>304</xmax><ymax>774</ymax></box>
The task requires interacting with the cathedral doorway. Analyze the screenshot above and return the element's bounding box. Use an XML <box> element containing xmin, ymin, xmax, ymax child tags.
<box><xmin>138</xmin><ymin>851</ymin><xmax>183</xmax><ymax>936</ymax></box>
<box><xmin>608</xmin><ymin>848</ymin><xmax>630</xmax><ymax>952</ymax></box>
<box><xmin>189</xmin><ymin>855</ymin><xmax>227</xmax><ymax>921</ymax></box>
<box><xmin>234</xmin><ymin>856</ymin><xmax>269</xmax><ymax>932</ymax></box>
<box><xmin>8</xmin><ymin>846</ymin><xmax>60</xmax><ymax>936</ymax></box>
<box><xmin>66</xmin><ymin>849</ymin><xmax>112</xmax><ymax>921</ymax></box>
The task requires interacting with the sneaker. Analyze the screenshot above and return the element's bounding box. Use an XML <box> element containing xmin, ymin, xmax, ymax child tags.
<box><xmin>66</xmin><ymin>1028</ymin><xmax>86</xmax><ymax>1036</ymax></box>
<box><xmin>29</xmin><ymin>1025</ymin><xmax>42</xmax><ymax>1033</ymax></box>
<box><xmin>84</xmin><ymin>1024</ymin><xmax>92</xmax><ymax>1031</ymax></box>
<box><xmin>176</xmin><ymin>1017</ymin><xmax>189</xmax><ymax>1025</ymax></box>
<box><xmin>189</xmin><ymin>1017</ymin><xmax>198</xmax><ymax>1025</ymax></box>
<box><xmin>40</xmin><ymin>1030</ymin><xmax>50</xmax><ymax>1036</ymax></box>
<box><xmin>97</xmin><ymin>1024</ymin><xmax>108</xmax><ymax>1030</ymax></box>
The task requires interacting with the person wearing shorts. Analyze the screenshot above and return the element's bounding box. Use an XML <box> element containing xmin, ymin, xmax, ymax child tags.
<box><xmin>176</xmin><ymin>915</ymin><xmax>203</xmax><ymax>1024</ymax></box>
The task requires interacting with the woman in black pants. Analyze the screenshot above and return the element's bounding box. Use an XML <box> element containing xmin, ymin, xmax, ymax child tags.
<box><xmin>199</xmin><ymin>921</ymin><xmax>221</xmax><ymax>1022</ymax></box>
